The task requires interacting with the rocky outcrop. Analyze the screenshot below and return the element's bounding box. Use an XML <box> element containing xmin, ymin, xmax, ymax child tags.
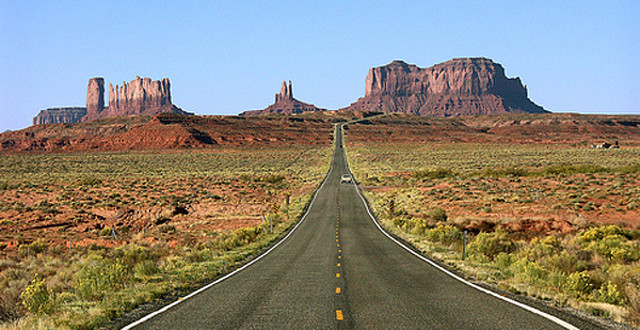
<box><xmin>86</xmin><ymin>77</ymin><xmax>105</xmax><ymax>119</ymax></box>
<box><xmin>344</xmin><ymin>58</ymin><xmax>548</xmax><ymax>116</ymax></box>
<box><xmin>241</xmin><ymin>81</ymin><xmax>325</xmax><ymax>116</ymax></box>
<box><xmin>84</xmin><ymin>76</ymin><xmax>188</xmax><ymax>122</ymax></box>
<box><xmin>32</xmin><ymin>76</ymin><xmax>192</xmax><ymax>125</ymax></box>
<box><xmin>32</xmin><ymin>107</ymin><xmax>87</xmax><ymax>125</ymax></box>
<box><xmin>107</xmin><ymin>77</ymin><xmax>172</xmax><ymax>116</ymax></box>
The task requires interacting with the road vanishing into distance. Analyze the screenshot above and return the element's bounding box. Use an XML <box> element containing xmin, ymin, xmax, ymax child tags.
<box><xmin>125</xmin><ymin>125</ymin><xmax>595</xmax><ymax>329</ymax></box>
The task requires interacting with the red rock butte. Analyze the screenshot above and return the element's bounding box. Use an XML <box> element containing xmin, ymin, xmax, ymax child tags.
<box><xmin>33</xmin><ymin>76</ymin><xmax>191</xmax><ymax>125</ymax></box>
<box><xmin>343</xmin><ymin>58</ymin><xmax>548</xmax><ymax>116</ymax></box>
<box><xmin>241</xmin><ymin>81</ymin><xmax>325</xmax><ymax>116</ymax></box>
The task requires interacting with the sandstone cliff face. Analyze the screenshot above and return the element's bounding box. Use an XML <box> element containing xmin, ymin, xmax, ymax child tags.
<box><xmin>83</xmin><ymin>76</ymin><xmax>187</xmax><ymax>122</ymax></box>
<box><xmin>86</xmin><ymin>77</ymin><xmax>105</xmax><ymax>119</ymax></box>
<box><xmin>32</xmin><ymin>76</ymin><xmax>192</xmax><ymax>125</ymax></box>
<box><xmin>241</xmin><ymin>81</ymin><xmax>325</xmax><ymax>116</ymax></box>
<box><xmin>107</xmin><ymin>77</ymin><xmax>172</xmax><ymax>116</ymax></box>
<box><xmin>346</xmin><ymin>58</ymin><xmax>547</xmax><ymax>116</ymax></box>
<box><xmin>32</xmin><ymin>107</ymin><xmax>87</xmax><ymax>125</ymax></box>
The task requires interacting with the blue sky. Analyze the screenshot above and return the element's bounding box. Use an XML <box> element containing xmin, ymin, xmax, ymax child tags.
<box><xmin>1</xmin><ymin>1</ymin><xmax>638</xmax><ymax>131</ymax></box>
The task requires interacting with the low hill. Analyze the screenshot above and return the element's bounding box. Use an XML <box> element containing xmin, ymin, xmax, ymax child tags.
<box><xmin>343</xmin><ymin>113</ymin><xmax>640</xmax><ymax>146</ymax></box>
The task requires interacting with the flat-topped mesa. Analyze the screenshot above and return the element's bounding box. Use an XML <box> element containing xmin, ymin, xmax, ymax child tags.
<box><xmin>347</xmin><ymin>58</ymin><xmax>547</xmax><ymax>116</ymax></box>
<box><xmin>241</xmin><ymin>80</ymin><xmax>325</xmax><ymax>116</ymax></box>
<box><xmin>33</xmin><ymin>107</ymin><xmax>87</xmax><ymax>125</ymax></box>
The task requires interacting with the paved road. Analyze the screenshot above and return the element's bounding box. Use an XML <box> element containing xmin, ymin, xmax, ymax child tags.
<box><xmin>127</xmin><ymin>125</ymin><xmax>584</xmax><ymax>329</ymax></box>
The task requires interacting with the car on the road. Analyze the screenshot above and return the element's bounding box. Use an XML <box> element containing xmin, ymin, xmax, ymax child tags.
<box><xmin>341</xmin><ymin>174</ymin><xmax>352</xmax><ymax>184</ymax></box>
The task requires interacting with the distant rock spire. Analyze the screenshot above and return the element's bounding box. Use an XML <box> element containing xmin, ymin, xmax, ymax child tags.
<box><xmin>275</xmin><ymin>80</ymin><xmax>294</xmax><ymax>102</ymax></box>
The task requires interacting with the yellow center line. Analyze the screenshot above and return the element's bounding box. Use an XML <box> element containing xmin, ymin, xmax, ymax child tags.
<box><xmin>338</xmin><ymin>249</ymin><xmax>341</xmax><ymax>253</ymax></box>
<box><xmin>337</xmin><ymin>263</ymin><xmax>341</xmax><ymax>267</ymax></box>
<box><xmin>336</xmin><ymin>310</ymin><xmax>344</xmax><ymax>320</ymax></box>
<box><xmin>336</xmin><ymin>287</ymin><xmax>341</xmax><ymax>294</ymax></box>
<box><xmin>338</xmin><ymin>255</ymin><xmax>342</xmax><ymax>259</ymax></box>
<box><xmin>336</xmin><ymin>273</ymin><xmax>340</xmax><ymax>278</ymax></box>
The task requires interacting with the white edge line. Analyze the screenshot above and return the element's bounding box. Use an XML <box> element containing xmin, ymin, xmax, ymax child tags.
<box><xmin>122</xmin><ymin>153</ymin><xmax>336</xmax><ymax>329</ymax></box>
<box><xmin>340</xmin><ymin>125</ymin><xmax>578</xmax><ymax>330</ymax></box>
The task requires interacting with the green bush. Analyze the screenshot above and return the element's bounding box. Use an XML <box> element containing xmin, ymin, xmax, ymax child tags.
<box><xmin>20</xmin><ymin>276</ymin><xmax>55</xmax><ymax>314</ymax></box>
<box><xmin>134</xmin><ymin>260</ymin><xmax>159</xmax><ymax>279</ymax></box>
<box><xmin>545</xmin><ymin>250</ymin><xmax>585</xmax><ymax>273</ymax></box>
<box><xmin>77</xmin><ymin>177</ymin><xmax>102</xmax><ymax>186</ymax></box>
<box><xmin>525</xmin><ymin>235</ymin><xmax>561</xmax><ymax>259</ymax></box>
<box><xmin>595</xmin><ymin>281</ymin><xmax>625</xmax><ymax>304</ymax></box>
<box><xmin>478</xmin><ymin>167</ymin><xmax>527</xmax><ymax>178</ymax></box>
<box><xmin>468</xmin><ymin>230</ymin><xmax>516</xmax><ymax>261</ymax></box>
<box><xmin>511</xmin><ymin>259</ymin><xmax>549</xmax><ymax>285</ymax></box>
<box><xmin>75</xmin><ymin>258</ymin><xmax>128</xmax><ymax>301</ymax></box>
<box><xmin>427</xmin><ymin>207</ymin><xmax>448</xmax><ymax>222</ymax></box>
<box><xmin>18</xmin><ymin>239</ymin><xmax>49</xmax><ymax>257</ymax></box>
<box><xmin>423</xmin><ymin>225</ymin><xmax>461</xmax><ymax>245</ymax></box>
<box><xmin>580</xmin><ymin>225</ymin><xmax>629</xmax><ymax>241</ymax></box>
<box><xmin>564</xmin><ymin>271</ymin><xmax>595</xmax><ymax>298</ymax></box>
<box><xmin>543</xmin><ymin>164</ymin><xmax>610</xmax><ymax>175</ymax></box>
<box><xmin>493</xmin><ymin>252</ymin><xmax>515</xmax><ymax>272</ymax></box>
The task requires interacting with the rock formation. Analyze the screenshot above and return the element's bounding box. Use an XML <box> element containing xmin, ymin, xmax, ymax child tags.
<box><xmin>84</xmin><ymin>76</ymin><xmax>188</xmax><ymax>122</ymax></box>
<box><xmin>241</xmin><ymin>81</ymin><xmax>325</xmax><ymax>116</ymax></box>
<box><xmin>32</xmin><ymin>107</ymin><xmax>87</xmax><ymax>125</ymax></box>
<box><xmin>344</xmin><ymin>58</ymin><xmax>548</xmax><ymax>116</ymax></box>
<box><xmin>32</xmin><ymin>76</ymin><xmax>191</xmax><ymax>125</ymax></box>
<box><xmin>86</xmin><ymin>77</ymin><xmax>105</xmax><ymax>119</ymax></box>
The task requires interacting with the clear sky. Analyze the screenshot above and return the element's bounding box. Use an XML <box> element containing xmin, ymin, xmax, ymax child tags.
<box><xmin>1</xmin><ymin>0</ymin><xmax>638</xmax><ymax>131</ymax></box>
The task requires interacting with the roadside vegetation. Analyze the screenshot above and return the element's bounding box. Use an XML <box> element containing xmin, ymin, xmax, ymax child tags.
<box><xmin>345</xmin><ymin>141</ymin><xmax>640</xmax><ymax>327</ymax></box>
<box><xmin>0</xmin><ymin>146</ymin><xmax>331</xmax><ymax>329</ymax></box>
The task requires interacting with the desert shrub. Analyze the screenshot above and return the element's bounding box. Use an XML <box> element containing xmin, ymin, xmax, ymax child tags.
<box><xmin>468</xmin><ymin>229</ymin><xmax>516</xmax><ymax>262</ymax></box>
<box><xmin>263</xmin><ymin>174</ymin><xmax>286</xmax><ymax>184</ymax></box>
<box><xmin>580</xmin><ymin>225</ymin><xmax>630</xmax><ymax>241</ymax></box>
<box><xmin>134</xmin><ymin>260</ymin><xmax>159</xmax><ymax>279</ymax></box>
<box><xmin>478</xmin><ymin>167</ymin><xmax>527</xmax><ymax>178</ymax></box>
<box><xmin>20</xmin><ymin>276</ymin><xmax>55</xmax><ymax>315</ymax></box>
<box><xmin>75</xmin><ymin>258</ymin><xmax>128</xmax><ymax>301</ymax></box>
<box><xmin>577</xmin><ymin>225</ymin><xmax>640</xmax><ymax>263</ymax></box>
<box><xmin>158</xmin><ymin>224</ymin><xmax>177</xmax><ymax>233</ymax></box>
<box><xmin>545</xmin><ymin>250</ymin><xmax>585</xmax><ymax>273</ymax></box>
<box><xmin>511</xmin><ymin>259</ymin><xmax>549</xmax><ymax>285</ymax></box>
<box><xmin>414</xmin><ymin>168</ymin><xmax>453</xmax><ymax>180</ymax></box>
<box><xmin>100</xmin><ymin>227</ymin><xmax>113</xmax><ymax>237</ymax></box>
<box><xmin>215</xmin><ymin>224</ymin><xmax>266</xmax><ymax>251</ymax></box>
<box><xmin>626</xmin><ymin>281</ymin><xmax>640</xmax><ymax>326</ymax></box>
<box><xmin>493</xmin><ymin>252</ymin><xmax>515</xmax><ymax>273</ymax></box>
<box><xmin>543</xmin><ymin>164</ymin><xmax>610</xmax><ymax>175</ymax></box>
<box><xmin>77</xmin><ymin>177</ymin><xmax>102</xmax><ymax>186</ymax></box>
<box><xmin>18</xmin><ymin>239</ymin><xmax>49</xmax><ymax>257</ymax></box>
<box><xmin>118</xmin><ymin>245</ymin><xmax>155</xmax><ymax>269</ymax></box>
<box><xmin>595</xmin><ymin>281</ymin><xmax>625</xmax><ymax>304</ymax></box>
<box><xmin>423</xmin><ymin>224</ymin><xmax>461</xmax><ymax>245</ymax></box>
<box><xmin>582</xmin><ymin>201</ymin><xmax>596</xmax><ymax>211</ymax></box>
<box><xmin>427</xmin><ymin>207</ymin><xmax>448</xmax><ymax>222</ymax></box>
<box><xmin>524</xmin><ymin>235</ymin><xmax>561</xmax><ymax>260</ymax></box>
<box><xmin>564</xmin><ymin>271</ymin><xmax>595</xmax><ymax>298</ymax></box>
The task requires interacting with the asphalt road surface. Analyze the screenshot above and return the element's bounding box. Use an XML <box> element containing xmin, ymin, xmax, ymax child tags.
<box><xmin>126</xmin><ymin>125</ymin><xmax>587</xmax><ymax>329</ymax></box>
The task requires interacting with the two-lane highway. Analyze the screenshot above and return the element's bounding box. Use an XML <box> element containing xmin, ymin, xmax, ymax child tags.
<box><xmin>127</xmin><ymin>125</ymin><xmax>581</xmax><ymax>329</ymax></box>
